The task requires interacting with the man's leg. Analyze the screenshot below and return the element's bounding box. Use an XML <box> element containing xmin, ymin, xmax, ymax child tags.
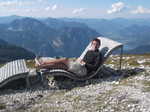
<box><xmin>35</xmin><ymin>58</ymin><xmax>69</xmax><ymax>69</ymax></box>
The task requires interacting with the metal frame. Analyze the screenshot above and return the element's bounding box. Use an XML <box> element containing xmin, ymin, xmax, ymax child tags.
<box><xmin>119</xmin><ymin>45</ymin><xmax>123</xmax><ymax>70</ymax></box>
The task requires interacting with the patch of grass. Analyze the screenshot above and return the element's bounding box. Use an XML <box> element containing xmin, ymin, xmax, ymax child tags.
<box><xmin>127</xmin><ymin>59</ymin><xmax>139</xmax><ymax>66</ymax></box>
<box><xmin>0</xmin><ymin>103</ymin><xmax>6</xmax><ymax>110</ymax></box>
<box><xmin>0</xmin><ymin>63</ymin><xmax>5</xmax><ymax>68</ymax></box>
<box><xmin>26</xmin><ymin>60</ymin><xmax>35</xmax><ymax>68</ymax></box>
<box><xmin>143</xmin><ymin>62</ymin><xmax>150</xmax><ymax>66</ymax></box>
<box><xmin>142</xmin><ymin>80</ymin><xmax>150</xmax><ymax>86</ymax></box>
<box><xmin>72</xmin><ymin>96</ymin><xmax>81</xmax><ymax>103</ymax></box>
<box><xmin>119</xmin><ymin>78</ymin><xmax>136</xmax><ymax>87</ymax></box>
<box><xmin>142</xmin><ymin>80</ymin><xmax>150</xmax><ymax>92</ymax></box>
<box><xmin>140</xmin><ymin>53</ymin><xmax>150</xmax><ymax>58</ymax></box>
<box><xmin>126</xmin><ymin>98</ymin><xmax>140</xmax><ymax>104</ymax></box>
<box><xmin>123</xmin><ymin>53</ymin><xmax>150</xmax><ymax>58</ymax></box>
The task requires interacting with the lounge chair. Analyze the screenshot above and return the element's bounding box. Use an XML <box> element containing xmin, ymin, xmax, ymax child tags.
<box><xmin>36</xmin><ymin>37</ymin><xmax>123</xmax><ymax>81</ymax></box>
<box><xmin>0</xmin><ymin>59</ymin><xmax>30</xmax><ymax>88</ymax></box>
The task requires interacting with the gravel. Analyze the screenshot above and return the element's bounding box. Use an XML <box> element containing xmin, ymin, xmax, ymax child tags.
<box><xmin>0</xmin><ymin>55</ymin><xmax>150</xmax><ymax>112</ymax></box>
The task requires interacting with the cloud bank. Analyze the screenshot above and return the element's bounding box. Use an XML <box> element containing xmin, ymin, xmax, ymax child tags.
<box><xmin>51</xmin><ymin>4</ymin><xmax>57</xmax><ymax>11</ymax></box>
<box><xmin>131</xmin><ymin>6</ymin><xmax>150</xmax><ymax>14</ymax></box>
<box><xmin>72</xmin><ymin>8</ymin><xmax>85</xmax><ymax>14</ymax></box>
<box><xmin>107</xmin><ymin>2</ymin><xmax>125</xmax><ymax>14</ymax></box>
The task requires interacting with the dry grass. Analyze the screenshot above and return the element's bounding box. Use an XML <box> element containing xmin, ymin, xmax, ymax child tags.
<box><xmin>0</xmin><ymin>103</ymin><xmax>6</xmax><ymax>110</ymax></box>
<box><xmin>26</xmin><ymin>60</ymin><xmax>35</xmax><ymax>68</ymax></box>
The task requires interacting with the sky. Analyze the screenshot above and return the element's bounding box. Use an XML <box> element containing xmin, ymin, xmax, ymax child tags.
<box><xmin>0</xmin><ymin>0</ymin><xmax>150</xmax><ymax>19</ymax></box>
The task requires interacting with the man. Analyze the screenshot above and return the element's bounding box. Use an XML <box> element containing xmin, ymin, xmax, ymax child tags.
<box><xmin>35</xmin><ymin>38</ymin><xmax>102</xmax><ymax>75</ymax></box>
<box><xmin>79</xmin><ymin>38</ymin><xmax>101</xmax><ymax>73</ymax></box>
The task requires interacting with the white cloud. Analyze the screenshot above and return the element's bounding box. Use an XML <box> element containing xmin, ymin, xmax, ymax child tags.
<box><xmin>51</xmin><ymin>4</ymin><xmax>57</xmax><ymax>11</ymax></box>
<box><xmin>72</xmin><ymin>8</ymin><xmax>85</xmax><ymax>14</ymax></box>
<box><xmin>131</xmin><ymin>6</ymin><xmax>150</xmax><ymax>14</ymax></box>
<box><xmin>0</xmin><ymin>1</ymin><xmax>17</xmax><ymax>6</ymax></box>
<box><xmin>45</xmin><ymin>6</ymin><xmax>51</xmax><ymax>11</ymax></box>
<box><xmin>0</xmin><ymin>0</ymin><xmax>33</xmax><ymax>7</ymax></box>
<box><xmin>37</xmin><ymin>0</ymin><xmax>43</xmax><ymax>2</ymax></box>
<box><xmin>107</xmin><ymin>2</ymin><xmax>125</xmax><ymax>14</ymax></box>
<box><xmin>24</xmin><ymin>9</ymin><xmax>35</xmax><ymax>12</ymax></box>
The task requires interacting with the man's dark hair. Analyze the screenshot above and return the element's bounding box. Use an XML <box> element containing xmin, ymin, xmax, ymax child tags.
<box><xmin>92</xmin><ymin>38</ymin><xmax>101</xmax><ymax>45</ymax></box>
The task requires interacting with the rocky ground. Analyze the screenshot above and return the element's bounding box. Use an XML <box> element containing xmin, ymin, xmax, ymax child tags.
<box><xmin>0</xmin><ymin>54</ymin><xmax>150</xmax><ymax>112</ymax></box>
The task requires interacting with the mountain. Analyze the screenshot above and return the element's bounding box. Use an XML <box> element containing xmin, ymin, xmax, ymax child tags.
<box><xmin>119</xmin><ymin>24</ymin><xmax>150</xmax><ymax>49</ymax></box>
<box><xmin>125</xmin><ymin>44</ymin><xmax>150</xmax><ymax>54</ymax></box>
<box><xmin>40</xmin><ymin>18</ymin><xmax>88</xmax><ymax>30</ymax></box>
<box><xmin>1</xmin><ymin>16</ymin><xmax>150</xmax><ymax>55</ymax></box>
<box><xmin>60</xmin><ymin>18</ymin><xmax>126</xmax><ymax>39</ymax></box>
<box><xmin>61</xmin><ymin>18</ymin><xmax>150</xmax><ymax>37</ymax></box>
<box><xmin>0</xmin><ymin>15</ymin><xmax>22</xmax><ymax>24</ymax></box>
<box><xmin>0</xmin><ymin>39</ymin><xmax>35</xmax><ymax>63</ymax></box>
<box><xmin>0</xmin><ymin>17</ymin><xmax>101</xmax><ymax>57</ymax></box>
<box><xmin>60</xmin><ymin>18</ymin><xmax>150</xmax><ymax>50</ymax></box>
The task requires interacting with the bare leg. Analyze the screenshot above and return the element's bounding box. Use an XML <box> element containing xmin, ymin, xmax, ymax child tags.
<box><xmin>35</xmin><ymin>58</ymin><xmax>69</xmax><ymax>69</ymax></box>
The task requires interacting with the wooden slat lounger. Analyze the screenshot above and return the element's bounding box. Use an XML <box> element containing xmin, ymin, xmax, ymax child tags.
<box><xmin>0</xmin><ymin>59</ymin><xmax>30</xmax><ymax>88</ymax></box>
<box><xmin>37</xmin><ymin>37</ymin><xmax>124</xmax><ymax>81</ymax></box>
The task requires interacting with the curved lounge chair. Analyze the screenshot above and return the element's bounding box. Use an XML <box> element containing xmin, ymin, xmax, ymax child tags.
<box><xmin>37</xmin><ymin>37</ymin><xmax>123</xmax><ymax>81</ymax></box>
<box><xmin>0</xmin><ymin>59</ymin><xmax>30</xmax><ymax>88</ymax></box>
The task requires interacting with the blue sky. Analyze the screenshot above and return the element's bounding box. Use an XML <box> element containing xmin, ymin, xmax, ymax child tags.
<box><xmin>0</xmin><ymin>0</ymin><xmax>150</xmax><ymax>18</ymax></box>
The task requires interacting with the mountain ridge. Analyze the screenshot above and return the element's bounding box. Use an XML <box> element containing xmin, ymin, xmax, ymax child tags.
<box><xmin>0</xmin><ymin>39</ymin><xmax>35</xmax><ymax>63</ymax></box>
<box><xmin>0</xmin><ymin>15</ymin><xmax>149</xmax><ymax>55</ymax></box>
<box><xmin>0</xmin><ymin>17</ymin><xmax>101</xmax><ymax>57</ymax></box>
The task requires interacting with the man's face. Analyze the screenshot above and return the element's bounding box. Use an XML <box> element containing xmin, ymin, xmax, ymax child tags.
<box><xmin>91</xmin><ymin>40</ymin><xmax>100</xmax><ymax>50</ymax></box>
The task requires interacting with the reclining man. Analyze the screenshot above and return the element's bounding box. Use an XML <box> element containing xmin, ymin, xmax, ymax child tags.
<box><xmin>35</xmin><ymin>38</ymin><xmax>102</xmax><ymax>76</ymax></box>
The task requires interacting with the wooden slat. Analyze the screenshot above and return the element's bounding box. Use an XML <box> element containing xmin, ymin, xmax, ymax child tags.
<box><xmin>8</xmin><ymin>62</ymin><xmax>10</xmax><ymax>78</ymax></box>
<box><xmin>18</xmin><ymin>60</ymin><xmax>23</xmax><ymax>73</ymax></box>
<box><xmin>22</xmin><ymin>60</ymin><xmax>28</xmax><ymax>72</ymax></box>
<box><xmin>6</xmin><ymin>63</ymin><xmax>9</xmax><ymax>79</ymax></box>
<box><xmin>0</xmin><ymin>59</ymin><xmax>29</xmax><ymax>86</ymax></box>
<box><xmin>2</xmin><ymin>66</ymin><xmax>5</xmax><ymax>80</ymax></box>
<box><xmin>20</xmin><ymin>60</ymin><xmax>24</xmax><ymax>73</ymax></box>
<box><xmin>10</xmin><ymin>61</ymin><xmax>13</xmax><ymax>77</ymax></box>
<box><xmin>0</xmin><ymin>68</ymin><xmax>2</xmax><ymax>81</ymax></box>
<box><xmin>15</xmin><ymin>60</ymin><xmax>19</xmax><ymax>74</ymax></box>
<box><xmin>4</xmin><ymin>64</ymin><xmax>7</xmax><ymax>79</ymax></box>
<box><xmin>11</xmin><ymin>61</ymin><xmax>14</xmax><ymax>75</ymax></box>
<box><xmin>14</xmin><ymin>60</ymin><xmax>18</xmax><ymax>74</ymax></box>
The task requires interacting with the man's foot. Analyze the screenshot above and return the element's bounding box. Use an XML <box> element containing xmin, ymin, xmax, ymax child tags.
<box><xmin>35</xmin><ymin>56</ymin><xmax>43</xmax><ymax>67</ymax></box>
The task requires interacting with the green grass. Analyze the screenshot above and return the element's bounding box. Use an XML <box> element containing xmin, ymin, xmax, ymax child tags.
<box><xmin>0</xmin><ymin>103</ymin><xmax>6</xmax><ymax>110</ymax></box>
<box><xmin>142</xmin><ymin>80</ymin><xmax>150</xmax><ymax>92</ymax></box>
<box><xmin>26</xmin><ymin>60</ymin><xmax>35</xmax><ymax>68</ymax></box>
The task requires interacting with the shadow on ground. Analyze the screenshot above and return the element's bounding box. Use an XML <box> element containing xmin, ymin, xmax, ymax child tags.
<box><xmin>0</xmin><ymin>66</ymin><xmax>145</xmax><ymax>94</ymax></box>
<box><xmin>46</xmin><ymin>66</ymin><xmax>145</xmax><ymax>90</ymax></box>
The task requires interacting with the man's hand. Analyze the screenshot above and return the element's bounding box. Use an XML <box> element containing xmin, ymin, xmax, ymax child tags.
<box><xmin>80</xmin><ymin>61</ymin><xmax>86</xmax><ymax>66</ymax></box>
<box><xmin>76</xmin><ymin>58</ymin><xmax>86</xmax><ymax>65</ymax></box>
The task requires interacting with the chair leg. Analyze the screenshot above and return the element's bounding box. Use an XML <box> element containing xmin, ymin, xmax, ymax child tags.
<box><xmin>26</xmin><ymin>75</ymin><xmax>30</xmax><ymax>88</ymax></box>
<box><xmin>40</xmin><ymin>72</ymin><xmax>44</xmax><ymax>83</ymax></box>
<box><xmin>36</xmin><ymin>71</ymin><xmax>44</xmax><ymax>84</ymax></box>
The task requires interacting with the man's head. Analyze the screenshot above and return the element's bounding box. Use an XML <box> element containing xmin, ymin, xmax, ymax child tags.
<box><xmin>90</xmin><ymin>38</ymin><xmax>101</xmax><ymax>51</ymax></box>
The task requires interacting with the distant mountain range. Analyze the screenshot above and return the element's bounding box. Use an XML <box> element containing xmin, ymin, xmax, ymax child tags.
<box><xmin>60</xmin><ymin>18</ymin><xmax>150</xmax><ymax>50</ymax></box>
<box><xmin>0</xmin><ymin>39</ymin><xmax>35</xmax><ymax>63</ymax></box>
<box><xmin>0</xmin><ymin>16</ymin><xmax>100</xmax><ymax>57</ymax></box>
<box><xmin>0</xmin><ymin>15</ymin><xmax>149</xmax><ymax>57</ymax></box>
<box><xmin>125</xmin><ymin>44</ymin><xmax>150</xmax><ymax>54</ymax></box>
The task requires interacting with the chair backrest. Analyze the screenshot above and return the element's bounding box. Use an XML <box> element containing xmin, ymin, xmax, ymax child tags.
<box><xmin>80</xmin><ymin>37</ymin><xmax>123</xmax><ymax>76</ymax></box>
<box><xmin>79</xmin><ymin>36</ymin><xmax>123</xmax><ymax>62</ymax></box>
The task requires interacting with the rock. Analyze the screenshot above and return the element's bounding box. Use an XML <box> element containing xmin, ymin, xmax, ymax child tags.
<box><xmin>1</xmin><ymin>54</ymin><xmax>150</xmax><ymax>111</ymax></box>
